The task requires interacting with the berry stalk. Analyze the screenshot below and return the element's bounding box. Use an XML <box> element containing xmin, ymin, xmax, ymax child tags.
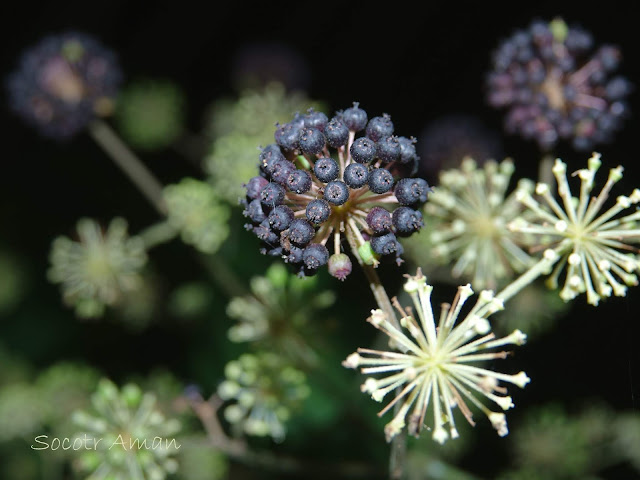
<box><xmin>89</xmin><ymin>119</ymin><xmax>167</xmax><ymax>215</ymax></box>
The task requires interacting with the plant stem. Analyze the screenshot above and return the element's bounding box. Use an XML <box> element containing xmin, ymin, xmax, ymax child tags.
<box><xmin>139</xmin><ymin>220</ymin><xmax>178</xmax><ymax>249</ymax></box>
<box><xmin>344</xmin><ymin>225</ymin><xmax>406</xmax><ymax>480</ymax></box>
<box><xmin>186</xmin><ymin>393</ymin><xmax>384</xmax><ymax>479</ymax></box>
<box><xmin>495</xmin><ymin>250</ymin><xmax>559</xmax><ymax>303</ymax></box>
<box><xmin>88</xmin><ymin>119</ymin><xmax>167</xmax><ymax>215</ymax></box>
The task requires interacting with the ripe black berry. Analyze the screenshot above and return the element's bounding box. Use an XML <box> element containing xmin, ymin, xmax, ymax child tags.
<box><xmin>244</xmin><ymin>176</ymin><xmax>269</xmax><ymax>199</ymax></box>
<box><xmin>371</xmin><ymin>232</ymin><xmax>399</xmax><ymax>255</ymax></box>
<box><xmin>259</xmin><ymin>144</ymin><xmax>286</xmax><ymax>175</ymax></box>
<box><xmin>285</xmin><ymin>245</ymin><xmax>304</xmax><ymax>264</ymax></box>
<box><xmin>299</xmin><ymin>127</ymin><xmax>326</xmax><ymax>155</ymax></box>
<box><xmin>268</xmin><ymin>205</ymin><xmax>295</xmax><ymax>231</ymax></box>
<box><xmin>286</xmin><ymin>219</ymin><xmax>315</xmax><ymax>246</ymax></box>
<box><xmin>366</xmin><ymin>114</ymin><xmax>394</xmax><ymax>141</ymax></box>
<box><xmin>274</xmin><ymin>122</ymin><xmax>301</xmax><ymax>151</ymax></box>
<box><xmin>286</xmin><ymin>169</ymin><xmax>312</xmax><ymax>193</ymax></box>
<box><xmin>368</xmin><ymin>168</ymin><xmax>394</xmax><ymax>194</ymax></box>
<box><xmin>397</xmin><ymin>136</ymin><xmax>418</xmax><ymax>164</ymax></box>
<box><xmin>253</xmin><ymin>220</ymin><xmax>279</xmax><ymax>244</ymax></box>
<box><xmin>324</xmin><ymin>117</ymin><xmax>349</xmax><ymax>148</ymax></box>
<box><xmin>394</xmin><ymin>178</ymin><xmax>431</xmax><ymax>205</ymax></box>
<box><xmin>376</xmin><ymin>136</ymin><xmax>401</xmax><ymax>163</ymax></box>
<box><xmin>314</xmin><ymin>157</ymin><xmax>339</xmax><ymax>183</ymax></box>
<box><xmin>306</xmin><ymin>199</ymin><xmax>331</xmax><ymax>224</ymax></box>
<box><xmin>350</xmin><ymin>137</ymin><xmax>376</xmax><ymax>164</ymax></box>
<box><xmin>341</xmin><ymin>102</ymin><xmax>368</xmax><ymax>132</ymax></box>
<box><xmin>260</xmin><ymin>182</ymin><xmax>286</xmax><ymax>207</ymax></box>
<box><xmin>343</xmin><ymin>163</ymin><xmax>369</xmax><ymax>188</ymax></box>
<box><xmin>270</xmin><ymin>160</ymin><xmax>297</xmax><ymax>185</ymax></box>
<box><xmin>366</xmin><ymin>206</ymin><xmax>392</xmax><ymax>234</ymax></box>
<box><xmin>303</xmin><ymin>243</ymin><xmax>329</xmax><ymax>269</ymax></box>
<box><xmin>392</xmin><ymin>206</ymin><xmax>424</xmax><ymax>234</ymax></box>
<box><xmin>244</xmin><ymin>199</ymin><xmax>267</xmax><ymax>223</ymax></box>
<box><xmin>324</xmin><ymin>180</ymin><xmax>350</xmax><ymax>205</ymax></box>
<box><xmin>304</xmin><ymin>109</ymin><xmax>328</xmax><ymax>131</ymax></box>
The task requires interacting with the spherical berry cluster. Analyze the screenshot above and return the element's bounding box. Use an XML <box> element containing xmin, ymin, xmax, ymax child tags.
<box><xmin>6</xmin><ymin>32</ymin><xmax>122</xmax><ymax>139</ymax></box>
<box><xmin>242</xmin><ymin>103</ymin><xmax>430</xmax><ymax>279</ymax></box>
<box><xmin>486</xmin><ymin>18</ymin><xmax>631</xmax><ymax>151</ymax></box>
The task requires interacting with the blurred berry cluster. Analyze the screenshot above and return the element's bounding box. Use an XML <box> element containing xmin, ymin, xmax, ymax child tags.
<box><xmin>242</xmin><ymin>103</ymin><xmax>430</xmax><ymax>279</ymax></box>
<box><xmin>486</xmin><ymin>18</ymin><xmax>631</xmax><ymax>151</ymax></box>
<box><xmin>6</xmin><ymin>32</ymin><xmax>122</xmax><ymax>139</ymax></box>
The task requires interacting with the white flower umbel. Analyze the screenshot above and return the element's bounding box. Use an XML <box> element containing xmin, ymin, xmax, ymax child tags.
<box><xmin>509</xmin><ymin>153</ymin><xmax>640</xmax><ymax>305</ymax></box>
<box><xmin>425</xmin><ymin>158</ymin><xmax>535</xmax><ymax>290</ymax></box>
<box><xmin>343</xmin><ymin>269</ymin><xmax>530</xmax><ymax>444</ymax></box>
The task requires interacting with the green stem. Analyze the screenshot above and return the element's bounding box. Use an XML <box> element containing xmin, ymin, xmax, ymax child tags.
<box><xmin>495</xmin><ymin>250</ymin><xmax>559</xmax><ymax>303</ymax></box>
<box><xmin>88</xmin><ymin>119</ymin><xmax>167</xmax><ymax>215</ymax></box>
<box><xmin>139</xmin><ymin>220</ymin><xmax>179</xmax><ymax>249</ymax></box>
<box><xmin>344</xmin><ymin>226</ymin><xmax>406</xmax><ymax>480</ymax></box>
<box><xmin>538</xmin><ymin>153</ymin><xmax>556</xmax><ymax>189</ymax></box>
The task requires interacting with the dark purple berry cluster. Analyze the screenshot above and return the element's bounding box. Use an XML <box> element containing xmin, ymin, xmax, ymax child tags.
<box><xmin>486</xmin><ymin>18</ymin><xmax>631</xmax><ymax>151</ymax></box>
<box><xmin>242</xmin><ymin>103</ymin><xmax>430</xmax><ymax>279</ymax></box>
<box><xmin>6</xmin><ymin>32</ymin><xmax>122</xmax><ymax>139</ymax></box>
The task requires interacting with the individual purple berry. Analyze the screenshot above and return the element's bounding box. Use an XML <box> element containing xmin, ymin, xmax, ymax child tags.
<box><xmin>324</xmin><ymin>117</ymin><xmax>349</xmax><ymax>148</ymax></box>
<box><xmin>306</xmin><ymin>199</ymin><xmax>331</xmax><ymax>224</ymax></box>
<box><xmin>324</xmin><ymin>180</ymin><xmax>350</xmax><ymax>205</ymax></box>
<box><xmin>259</xmin><ymin>144</ymin><xmax>286</xmax><ymax>175</ymax></box>
<box><xmin>368</xmin><ymin>168</ymin><xmax>394</xmax><ymax>194</ymax></box>
<box><xmin>286</xmin><ymin>169</ymin><xmax>312</xmax><ymax>193</ymax></box>
<box><xmin>303</xmin><ymin>108</ymin><xmax>328</xmax><ymax>131</ymax></box>
<box><xmin>343</xmin><ymin>163</ymin><xmax>369</xmax><ymax>189</ymax></box>
<box><xmin>376</xmin><ymin>136</ymin><xmax>401</xmax><ymax>163</ymax></box>
<box><xmin>392</xmin><ymin>206</ymin><xmax>424</xmax><ymax>235</ymax></box>
<box><xmin>268</xmin><ymin>205</ymin><xmax>295</xmax><ymax>231</ymax></box>
<box><xmin>397</xmin><ymin>136</ymin><xmax>418</xmax><ymax>164</ymax></box>
<box><xmin>244</xmin><ymin>176</ymin><xmax>269</xmax><ymax>199</ymax></box>
<box><xmin>371</xmin><ymin>232</ymin><xmax>399</xmax><ymax>255</ymax></box>
<box><xmin>253</xmin><ymin>220</ymin><xmax>279</xmax><ymax>244</ymax></box>
<box><xmin>341</xmin><ymin>102</ymin><xmax>368</xmax><ymax>132</ymax></box>
<box><xmin>284</xmin><ymin>245</ymin><xmax>304</xmax><ymax>264</ymax></box>
<box><xmin>274</xmin><ymin>122</ymin><xmax>301</xmax><ymax>151</ymax></box>
<box><xmin>328</xmin><ymin>253</ymin><xmax>352</xmax><ymax>281</ymax></box>
<box><xmin>286</xmin><ymin>219</ymin><xmax>315</xmax><ymax>247</ymax></box>
<box><xmin>299</xmin><ymin>127</ymin><xmax>326</xmax><ymax>155</ymax></box>
<box><xmin>270</xmin><ymin>160</ymin><xmax>297</xmax><ymax>185</ymax></box>
<box><xmin>243</xmin><ymin>199</ymin><xmax>267</xmax><ymax>223</ymax></box>
<box><xmin>366</xmin><ymin>114</ymin><xmax>394</xmax><ymax>141</ymax></box>
<box><xmin>314</xmin><ymin>157</ymin><xmax>339</xmax><ymax>183</ymax></box>
<box><xmin>302</xmin><ymin>243</ymin><xmax>329</xmax><ymax>270</ymax></box>
<box><xmin>260</xmin><ymin>182</ymin><xmax>286</xmax><ymax>207</ymax></box>
<box><xmin>366</xmin><ymin>207</ymin><xmax>392</xmax><ymax>234</ymax></box>
<box><xmin>394</xmin><ymin>178</ymin><xmax>431</xmax><ymax>205</ymax></box>
<box><xmin>260</xmin><ymin>246</ymin><xmax>283</xmax><ymax>257</ymax></box>
<box><xmin>350</xmin><ymin>137</ymin><xmax>376</xmax><ymax>164</ymax></box>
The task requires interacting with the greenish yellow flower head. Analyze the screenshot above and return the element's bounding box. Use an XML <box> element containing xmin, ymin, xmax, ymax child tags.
<box><xmin>509</xmin><ymin>153</ymin><xmax>640</xmax><ymax>305</ymax></box>
<box><xmin>48</xmin><ymin>218</ymin><xmax>147</xmax><ymax>318</ymax></box>
<box><xmin>204</xmin><ymin>82</ymin><xmax>322</xmax><ymax>203</ymax></box>
<box><xmin>115</xmin><ymin>79</ymin><xmax>185</xmax><ymax>151</ymax></box>
<box><xmin>72</xmin><ymin>379</ymin><xmax>180</xmax><ymax>480</ymax></box>
<box><xmin>164</xmin><ymin>178</ymin><xmax>230</xmax><ymax>254</ymax></box>
<box><xmin>217</xmin><ymin>352</ymin><xmax>310</xmax><ymax>442</ymax></box>
<box><xmin>425</xmin><ymin>158</ymin><xmax>535</xmax><ymax>290</ymax></box>
<box><xmin>343</xmin><ymin>269</ymin><xmax>529</xmax><ymax>444</ymax></box>
<box><xmin>226</xmin><ymin>263</ymin><xmax>334</xmax><ymax>365</ymax></box>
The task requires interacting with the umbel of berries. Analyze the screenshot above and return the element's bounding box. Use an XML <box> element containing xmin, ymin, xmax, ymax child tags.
<box><xmin>486</xmin><ymin>17</ymin><xmax>631</xmax><ymax>151</ymax></box>
<box><xmin>6</xmin><ymin>31</ymin><xmax>122</xmax><ymax>139</ymax></box>
<box><xmin>242</xmin><ymin>103</ymin><xmax>430</xmax><ymax>280</ymax></box>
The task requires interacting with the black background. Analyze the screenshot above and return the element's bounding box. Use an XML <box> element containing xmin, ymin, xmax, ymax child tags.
<box><xmin>2</xmin><ymin>1</ymin><xmax>640</xmax><ymax>478</ymax></box>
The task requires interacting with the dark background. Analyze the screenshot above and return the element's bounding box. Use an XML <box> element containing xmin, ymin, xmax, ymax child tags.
<box><xmin>1</xmin><ymin>1</ymin><xmax>640</xmax><ymax>479</ymax></box>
